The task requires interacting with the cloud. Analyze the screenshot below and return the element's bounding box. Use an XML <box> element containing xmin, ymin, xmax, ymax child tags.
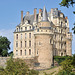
<box><xmin>0</xmin><ymin>29</ymin><xmax>14</xmax><ymax>52</ymax></box>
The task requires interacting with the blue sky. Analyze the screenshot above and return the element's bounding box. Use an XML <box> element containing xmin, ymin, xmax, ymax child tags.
<box><xmin>0</xmin><ymin>0</ymin><xmax>75</xmax><ymax>54</ymax></box>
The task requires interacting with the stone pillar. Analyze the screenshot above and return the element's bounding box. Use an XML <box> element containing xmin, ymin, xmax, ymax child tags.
<box><xmin>26</xmin><ymin>11</ymin><xmax>30</xmax><ymax>15</ymax></box>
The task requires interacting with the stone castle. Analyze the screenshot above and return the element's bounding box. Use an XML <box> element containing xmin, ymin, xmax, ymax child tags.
<box><xmin>13</xmin><ymin>6</ymin><xmax>72</xmax><ymax>69</ymax></box>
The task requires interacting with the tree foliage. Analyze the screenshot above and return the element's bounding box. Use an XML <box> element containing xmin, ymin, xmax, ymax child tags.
<box><xmin>0</xmin><ymin>36</ymin><xmax>11</xmax><ymax>56</ymax></box>
<box><xmin>0</xmin><ymin>58</ymin><xmax>39</xmax><ymax>75</ymax></box>
<box><xmin>59</xmin><ymin>0</ymin><xmax>75</xmax><ymax>8</ymax></box>
<box><xmin>54</xmin><ymin>56</ymin><xmax>69</xmax><ymax>65</ymax></box>
<box><xmin>57</xmin><ymin>54</ymin><xmax>75</xmax><ymax>75</ymax></box>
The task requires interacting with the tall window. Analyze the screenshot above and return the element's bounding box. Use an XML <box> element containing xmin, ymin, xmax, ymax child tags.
<box><xmin>21</xmin><ymin>34</ymin><xmax>22</xmax><ymax>39</ymax></box>
<box><xmin>29</xmin><ymin>33</ymin><xmax>31</xmax><ymax>38</ymax></box>
<box><xmin>25</xmin><ymin>41</ymin><xmax>26</xmax><ymax>47</ymax></box>
<box><xmin>61</xmin><ymin>22</ymin><xmax>62</xmax><ymax>27</ymax></box>
<box><xmin>20</xmin><ymin>50</ymin><xmax>22</xmax><ymax>55</ymax></box>
<box><xmin>37</xmin><ymin>29</ymin><xmax>39</xmax><ymax>32</ymax></box>
<box><xmin>29</xmin><ymin>49</ymin><xmax>31</xmax><ymax>55</ymax></box>
<box><xmin>25</xmin><ymin>27</ymin><xmax>27</xmax><ymax>30</ymax></box>
<box><xmin>29</xmin><ymin>26</ymin><xmax>31</xmax><ymax>30</ymax></box>
<box><xmin>21</xmin><ymin>27</ymin><xmax>22</xmax><ymax>31</ymax></box>
<box><xmin>50</xmin><ymin>39</ymin><xmax>51</xmax><ymax>44</ymax></box>
<box><xmin>25</xmin><ymin>33</ymin><xmax>27</xmax><ymax>39</ymax></box>
<box><xmin>17</xmin><ymin>28</ymin><xmax>18</xmax><ymax>32</ymax></box>
<box><xmin>16</xmin><ymin>41</ymin><xmax>18</xmax><ymax>47</ymax></box>
<box><xmin>25</xmin><ymin>50</ymin><xmax>26</xmax><ymax>55</ymax></box>
<box><xmin>21</xmin><ymin>41</ymin><xmax>22</xmax><ymax>48</ymax></box>
<box><xmin>29</xmin><ymin>41</ymin><xmax>31</xmax><ymax>47</ymax></box>
<box><xmin>16</xmin><ymin>50</ymin><xmax>18</xmax><ymax>55</ymax></box>
<box><xmin>16</xmin><ymin>34</ymin><xmax>18</xmax><ymax>39</ymax></box>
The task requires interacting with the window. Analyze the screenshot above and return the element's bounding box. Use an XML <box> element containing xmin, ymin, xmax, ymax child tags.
<box><xmin>21</xmin><ymin>34</ymin><xmax>22</xmax><ymax>39</ymax></box>
<box><xmin>37</xmin><ymin>29</ymin><xmax>39</xmax><ymax>32</ymax></box>
<box><xmin>29</xmin><ymin>49</ymin><xmax>31</xmax><ymax>55</ymax></box>
<box><xmin>55</xmin><ymin>34</ymin><xmax>56</xmax><ymax>39</ymax></box>
<box><xmin>21</xmin><ymin>27</ymin><xmax>22</xmax><ymax>31</ymax></box>
<box><xmin>16</xmin><ymin>50</ymin><xmax>18</xmax><ymax>55</ymax></box>
<box><xmin>50</xmin><ymin>39</ymin><xmax>51</xmax><ymax>44</ymax></box>
<box><xmin>25</xmin><ymin>50</ymin><xmax>26</xmax><ymax>55</ymax></box>
<box><xmin>29</xmin><ymin>26</ymin><xmax>31</xmax><ymax>30</ymax></box>
<box><xmin>16</xmin><ymin>34</ymin><xmax>18</xmax><ymax>39</ymax></box>
<box><xmin>25</xmin><ymin>33</ymin><xmax>27</xmax><ymax>39</ymax></box>
<box><xmin>61</xmin><ymin>37</ymin><xmax>62</xmax><ymax>41</ymax></box>
<box><xmin>61</xmin><ymin>22</ymin><xmax>62</xmax><ymax>27</ymax></box>
<box><xmin>21</xmin><ymin>41</ymin><xmax>22</xmax><ymax>48</ymax></box>
<box><xmin>20</xmin><ymin>50</ymin><xmax>22</xmax><ymax>55</ymax></box>
<box><xmin>17</xmin><ymin>28</ymin><xmax>18</xmax><ymax>32</ymax></box>
<box><xmin>25</xmin><ymin>27</ymin><xmax>27</xmax><ymax>30</ymax></box>
<box><xmin>29</xmin><ymin>41</ymin><xmax>31</xmax><ymax>47</ymax></box>
<box><xmin>29</xmin><ymin>33</ymin><xmax>31</xmax><ymax>38</ymax></box>
<box><xmin>25</xmin><ymin>41</ymin><xmax>26</xmax><ymax>47</ymax></box>
<box><xmin>16</xmin><ymin>41</ymin><xmax>18</xmax><ymax>47</ymax></box>
<box><xmin>37</xmin><ymin>50</ymin><xmax>38</xmax><ymax>54</ymax></box>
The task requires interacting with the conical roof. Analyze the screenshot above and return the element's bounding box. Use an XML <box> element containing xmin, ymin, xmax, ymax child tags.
<box><xmin>42</xmin><ymin>6</ymin><xmax>48</xmax><ymax>21</ymax></box>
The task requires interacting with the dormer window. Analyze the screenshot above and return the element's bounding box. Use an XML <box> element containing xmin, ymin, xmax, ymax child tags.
<box><xmin>29</xmin><ymin>26</ymin><xmax>31</xmax><ymax>30</ymax></box>
<box><xmin>25</xmin><ymin>27</ymin><xmax>27</xmax><ymax>30</ymax></box>
<box><xmin>17</xmin><ymin>28</ymin><xmax>18</xmax><ymax>32</ymax></box>
<box><xmin>21</xmin><ymin>27</ymin><xmax>22</xmax><ymax>31</ymax></box>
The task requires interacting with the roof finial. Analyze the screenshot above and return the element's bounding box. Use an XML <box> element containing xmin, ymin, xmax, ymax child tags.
<box><xmin>42</xmin><ymin>6</ymin><xmax>48</xmax><ymax>21</ymax></box>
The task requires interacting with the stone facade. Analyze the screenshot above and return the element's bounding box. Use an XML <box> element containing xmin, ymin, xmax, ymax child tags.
<box><xmin>13</xmin><ymin>6</ymin><xmax>72</xmax><ymax>69</ymax></box>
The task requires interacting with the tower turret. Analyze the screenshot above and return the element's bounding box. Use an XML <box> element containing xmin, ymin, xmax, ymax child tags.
<box><xmin>42</xmin><ymin>6</ymin><xmax>48</xmax><ymax>21</ymax></box>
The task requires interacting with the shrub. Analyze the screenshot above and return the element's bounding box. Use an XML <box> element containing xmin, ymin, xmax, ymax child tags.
<box><xmin>0</xmin><ymin>58</ymin><xmax>39</xmax><ymax>75</ymax></box>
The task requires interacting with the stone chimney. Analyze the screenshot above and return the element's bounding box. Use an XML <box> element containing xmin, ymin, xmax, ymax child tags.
<box><xmin>26</xmin><ymin>11</ymin><xmax>30</xmax><ymax>15</ymax></box>
<box><xmin>21</xmin><ymin>11</ymin><xmax>23</xmax><ymax>24</ymax></box>
<box><xmin>39</xmin><ymin>9</ymin><xmax>42</xmax><ymax>13</ymax></box>
<box><xmin>34</xmin><ymin>8</ymin><xmax>37</xmax><ymax>22</ymax></box>
<box><xmin>65</xmin><ymin>16</ymin><xmax>68</xmax><ymax>19</ymax></box>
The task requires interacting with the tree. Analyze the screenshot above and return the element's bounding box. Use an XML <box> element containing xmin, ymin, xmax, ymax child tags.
<box><xmin>57</xmin><ymin>54</ymin><xmax>75</xmax><ymax>75</ymax></box>
<box><xmin>59</xmin><ymin>0</ymin><xmax>75</xmax><ymax>34</ymax></box>
<box><xmin>0</xmin><ymin>36</ymin><xmax>11</xmax><ymax>56</ymax></box>
<box><xmin>0</xmin><ymin>58</ymin><xmax>39</xmax><ymax>75</ymax></box>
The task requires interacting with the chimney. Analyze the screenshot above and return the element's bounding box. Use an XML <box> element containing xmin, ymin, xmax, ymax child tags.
<box><xmin>39</xmin><ymin>9</ymin><xmax>42</xmax><ymax>13</ymax></box>
<box><xmin>21</xmin><ymin>11</ymin><xmax>23</xmax><ymax>24</ymax></box>
<box><xmin>26</xmin><ymin>11</ymin><xmax>30</xmax><ymax>15</ymax></box>
<box><xmin>51</xmin><ymin>8</ymin><xmax>53</xmax><ymax>15</ymax></box>
<box><xmin>65</xmin><ymin>16</ymin><xmax>68</xmax><ymax>19</ymax></box>
<box><xmin>34</xmin><ymin>8</ymin><xmax>37</xmax><ymax>22</ymax></box>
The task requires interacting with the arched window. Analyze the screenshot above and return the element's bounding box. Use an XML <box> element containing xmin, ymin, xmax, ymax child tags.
<box><xmin>25</xmin><ymin>33</ymin><xmax>27</xmax><ymax>39</ymax></box>
<box><xmin>21</xmin><ymin>41</ymin><xmax>22</xmax><ymax>48</ymax></box>
<box><xmin>21</xmin><ymin>27</ymin><xmax>22</xmax><ymax>31</ymax></box>
<box><xmin>20</xmin><ymin>50</ymin><xmax>22</xmax><ymax>56</ymax></box>
<box><xmin>29</xmin><ymin>41</ymin><xmax>31</xmax><ymax>47</ymax></box>
<box><xmin>21</xmin><ymin>34</ymin><xmax>22</xmax><ymax>39</ymax></box>
<box><xmin>25</xmin><ymin>50</ymin><xmax>26</xmax><ymax>55</ymax></box>
<box><xmin>16</xmin><ymin>34</ymin><xmax>18</xmax><ymax>39</ymax></box>
<box><xmin>16</xmin><ymin>41</ymin><xmax>18</xmax><ymax>47</ymax></box>
<box><xmin>25</xmin><ymin>41</ymin><xmax>26</xmax><ymax>47</ymax></box>
<box><xmin>16</xmin><ymin>50</ymin><xmax>18</xmax><ymax>55</ymax></box>
<box><xmin>29</xmin><ymin>49</ymin><xmax>31</xmax><ymax>55</ymax></box>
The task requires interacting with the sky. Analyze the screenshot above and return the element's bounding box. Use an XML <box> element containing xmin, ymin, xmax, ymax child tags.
<box><xmin>0</xmin><ymin>0</ymin><xmax>75</xmax><ymax>54</ymax></box>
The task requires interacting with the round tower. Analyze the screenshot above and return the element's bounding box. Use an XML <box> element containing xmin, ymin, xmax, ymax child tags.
<box><xmin>34</xmin><ymin>6</ymin><xmax>53</xmax><ymax>69</ymax></box>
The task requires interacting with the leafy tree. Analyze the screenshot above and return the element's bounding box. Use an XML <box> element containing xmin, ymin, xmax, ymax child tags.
<box><xmin>59</xmin><ymin>0</ymin><xmax>75</xmax><ymax>8</ymax></box>
<box><xmin>57</xmin><ymin>54</ymin><xmax>75</xmax><ymax>75</ymax></box>
<box><xmin>0</xmin><ymin>36</ymin><xmax>11</xmax><ymax>56</ymax></box>
<box><xmin>59</xmin><ymin>0</ymin><xmax>75</xmax><ymax>34</ymax></box>
<box><xmin>0</xmin><ymin>58</ymin><xmax>39</xmax><ymax>75</ymax></box>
